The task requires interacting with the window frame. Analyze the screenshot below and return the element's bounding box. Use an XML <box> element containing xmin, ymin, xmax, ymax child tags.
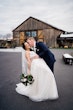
<box><xmin>25</xmin><ymin>30</ymin><xmax>37</xmax><ymax>37</ymax></box>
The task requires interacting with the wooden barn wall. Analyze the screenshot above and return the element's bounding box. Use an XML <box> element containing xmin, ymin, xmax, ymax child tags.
<box><xmin>14</xmin><ymin>18</ymin><xmax>52</xmax><ymax>32</ymax></box>
<box><xmin>43</xmin><ymin>29</ymin><xmax>62</xmax><ymax>47</ymax></box>
<box><xmin>43</xmin><ymin>29</ymin><xmax>53</xmax><ymax>47</ymax></box>
<box><xmin>13</xmin><ymin>31</ymin><xmax>20</xmax><ymax>45</ymax></box>
<box><xmin>37</xmin><ymin>30</ymin><xmax>44</xmax><ymax>42</ymax></box>
<box><xmin>54</xmin><ymin>30</ymin><xmax>63</xmax><ymax>47</ymax></box>
<box><xmin>19</xmin><ymin>32</ymin><xmax>25</xmax><ymax>45</ymax></box>
<box><xmin>13</xmin><ymin>29</ymin><xmax>63</xmax><ymax>47</ymax></box>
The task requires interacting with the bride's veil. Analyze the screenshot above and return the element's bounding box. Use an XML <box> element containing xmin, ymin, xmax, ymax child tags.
<box><xmin>22</xmin><ymin>48</ymin><xmax>27</xmax><ymax>74</ymax></box>
<box><xmin>15</xmin><ymin>47</ymin><xmax>27</xmax><ymax>74</ymax></box>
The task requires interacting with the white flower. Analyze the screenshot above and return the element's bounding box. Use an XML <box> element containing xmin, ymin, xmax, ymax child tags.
<box><xmin>21</xmin><ymin>78</ymin><xmax>27</xmax><ymax>82</ymax></box>
<box><xmin>36</xmin><ymin>49</ymin><xmax>39</xmax><ymax>51</ymax></box>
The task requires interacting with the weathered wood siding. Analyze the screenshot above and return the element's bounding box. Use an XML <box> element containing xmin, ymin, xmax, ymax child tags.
<box><xmin>13</xmin><ymin>17</ymin><xmax>64</xmax><ymax>47</ymax></box>
<box><xmin>43</xmin><ymin>29</ymin><xmax>63</xmax><ymax>47</ymax></box>
<box><xmin>19</xmin><ymin>32</ymin><xmax>25</xmax><ymax>45</ymax></box>
<box><xmin>13</xmin><ymin>17</ymin><xmax>52</xmax><ymax>32</ymax></box>
<box><xmin>13</xmin><ymin>32</ymin><xmax>19</xmax><ymax>45</ymax></box>
<box><xmin>37</xmin><ymin>30</ymin><xmax>44</xmax><ymax>42</ymax></box>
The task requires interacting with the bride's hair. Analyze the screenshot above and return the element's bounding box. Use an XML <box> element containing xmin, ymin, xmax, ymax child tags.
<box><xmin>22</xmin><ymin>43</ymin><xmax>25</xmax><ymax>49</ymax></box>
<box><xmin>22</xmin><ymin>39</ymin><xmax>27</xmax><ymax>50</ymax></box>
<box><xmin>22</xmin><ymin>41</ymin><xmax>31</xmax><ymax>51</ymax></box>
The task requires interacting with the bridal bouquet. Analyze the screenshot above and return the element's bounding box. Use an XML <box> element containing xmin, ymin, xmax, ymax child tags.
<box><xmin>20</xmin><ymin>74</ymin><xmax>34</xmax><ymax>86</ymax></box>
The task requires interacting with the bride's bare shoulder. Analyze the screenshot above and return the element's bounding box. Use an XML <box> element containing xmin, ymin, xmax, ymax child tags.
<box><xmin>25</xmin><ymin>50</ymin><xmax>30</xmax><ymax>56</ymax></box>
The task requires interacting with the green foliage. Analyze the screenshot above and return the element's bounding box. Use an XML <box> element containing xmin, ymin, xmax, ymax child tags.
<box><xmin>20</xmin><ymin>74</ymin><xmax>34</xmax><ymax>86</ymax></box>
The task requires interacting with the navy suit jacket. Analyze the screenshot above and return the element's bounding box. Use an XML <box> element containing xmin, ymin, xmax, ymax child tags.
<box><xmin>36</xmin><ymin>42</ymin><xmax>56</xmax><ymax>72</ymax></box>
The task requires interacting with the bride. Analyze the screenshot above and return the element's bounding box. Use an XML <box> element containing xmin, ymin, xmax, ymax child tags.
<box><xmin>15</xmin><ymin>42</ymin><xmax>59</xmax><ymax>102</ymax></box>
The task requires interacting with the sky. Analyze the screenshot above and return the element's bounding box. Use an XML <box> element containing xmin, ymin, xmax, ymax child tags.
<box><xmin>0</xmin><ymin>0</ymin><xmax>73</xmax><ymax>35</ymax></box>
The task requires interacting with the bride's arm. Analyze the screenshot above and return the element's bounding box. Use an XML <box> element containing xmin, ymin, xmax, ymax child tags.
<box><xmin>25</xmin><ymin>51</ymin><xmax>31</xmax><ymax>63</ymax></box>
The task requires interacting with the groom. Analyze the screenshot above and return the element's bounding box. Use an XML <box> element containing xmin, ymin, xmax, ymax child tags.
<box><xmin>27</xmin><ymin>37</ymin><xmax>56</xmax><ymax>73</ymax></box>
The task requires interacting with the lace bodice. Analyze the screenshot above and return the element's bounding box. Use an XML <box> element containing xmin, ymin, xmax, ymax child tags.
<box><xmin>30</xmin><ymin>51</ymin><xmax>37</xmax><ymax>58</ymax></box>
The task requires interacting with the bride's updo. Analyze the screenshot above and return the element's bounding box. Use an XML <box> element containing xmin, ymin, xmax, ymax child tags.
<box><xmin>22</xmin><ymin>41</ymin><xmax>31</xmax><ymax>51</ymax></box>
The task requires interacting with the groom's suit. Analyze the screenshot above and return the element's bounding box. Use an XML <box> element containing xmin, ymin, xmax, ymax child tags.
<box><xmin>35</xmin><ymin>42</ymin><xmax>56</xmax><ymax>73</ymax></box>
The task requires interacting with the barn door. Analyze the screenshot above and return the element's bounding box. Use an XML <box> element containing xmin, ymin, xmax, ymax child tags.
<box><xmin>19</xmin><ymin>32</ymin><xmax>25</xmax><ymax>45</ymax></box>
<box><xmin>38</xmin><ymin>30</ymin><xmax>44</xmax><ymax>42</ymax></box>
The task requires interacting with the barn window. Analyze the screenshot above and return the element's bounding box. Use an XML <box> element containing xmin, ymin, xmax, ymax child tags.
<box><xmin>25</xmin><ymin>31</ymin><xmax>37</xmax><ymax>37</ymax></box>
<box><xmin>25</xmin><ymin>31</ymin><xmax>31</xmax><ymax>37</ymax></box>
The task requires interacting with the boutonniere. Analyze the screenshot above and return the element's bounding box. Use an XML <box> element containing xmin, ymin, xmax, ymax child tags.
<box><xmin>36</xmin><ymin>48</ymin><xmax>39</xmax><ymax>51</ymax></box>
<box><xmin>36</xmin><ymin>49</ymin><xmax>39</xmax><ymax>51</ymax></box>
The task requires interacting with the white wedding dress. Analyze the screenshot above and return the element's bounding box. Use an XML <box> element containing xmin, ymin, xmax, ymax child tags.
<box><xmin>16</xmin><ymin>50</ymin><xmax>59</xmax><ymax>102</ymax></box>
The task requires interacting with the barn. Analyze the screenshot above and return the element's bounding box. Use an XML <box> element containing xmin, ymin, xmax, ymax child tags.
<box><xmin>13</xmin><ymin>16</ymin><xmax>65</xmax><ymax>47</ymax></box>
<box><xmin>57</xmin><ymin>33</ymin><xmax>73</xmax><ymax>48</ymax></box>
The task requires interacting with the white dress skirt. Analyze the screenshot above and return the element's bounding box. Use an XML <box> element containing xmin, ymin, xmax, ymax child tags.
<box><xmin>16</xmin><ymin>51</ymin><xmax>59</xmax><ymax>102</ymax></box>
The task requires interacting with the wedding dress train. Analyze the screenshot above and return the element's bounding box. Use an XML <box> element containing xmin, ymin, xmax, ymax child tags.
<box><xmin>16</xmin><ymin>49</ymin><xmax>58</xmax><ymax>102</ymax></box>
